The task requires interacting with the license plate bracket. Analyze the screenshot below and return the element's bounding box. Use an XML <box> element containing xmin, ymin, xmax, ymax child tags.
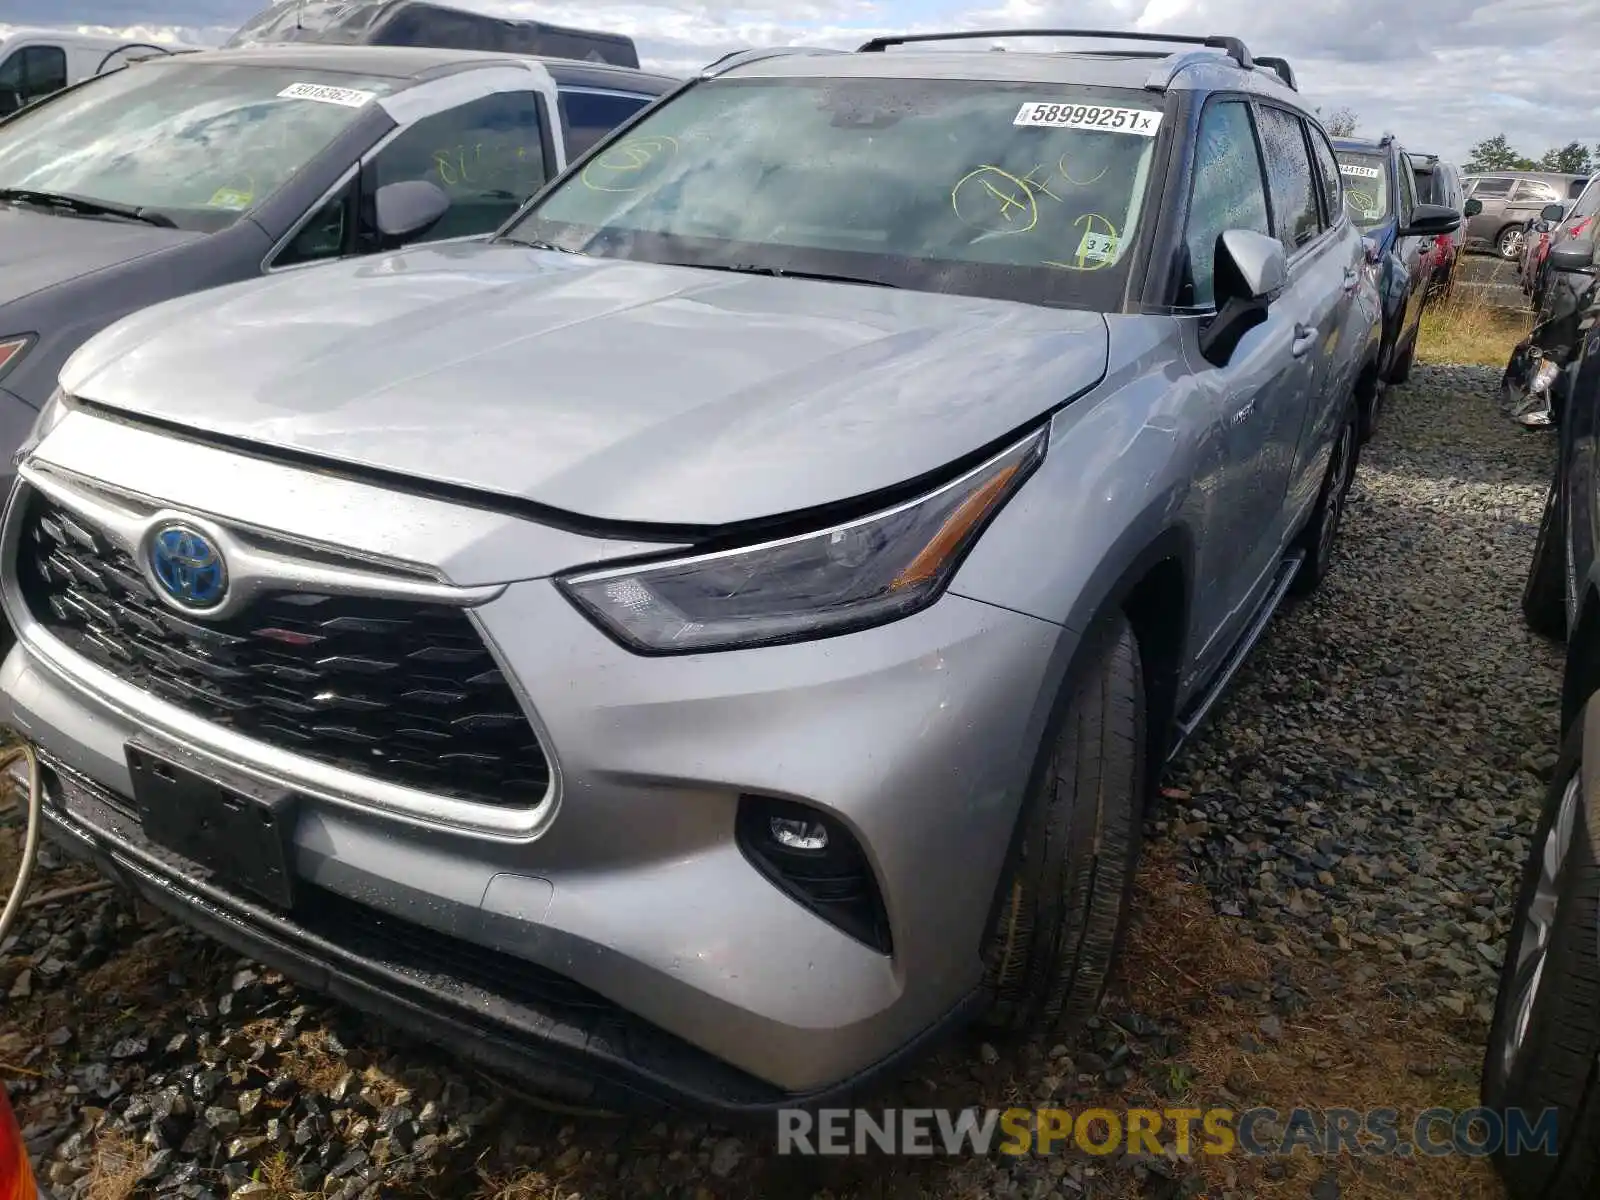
<box><xmin>126</xmin><ymin>737</ymin><xmax>298</xmax><ymax>910</ymax></box>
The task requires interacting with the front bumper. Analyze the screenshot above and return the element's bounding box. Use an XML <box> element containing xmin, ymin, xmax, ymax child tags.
<box><xmin>0</xmin><ymin>412</ymin><xmax>1066</xmax><ymax>1109</ymax></box>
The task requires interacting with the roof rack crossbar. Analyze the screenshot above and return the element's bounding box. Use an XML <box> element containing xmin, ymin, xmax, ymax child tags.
<box><xmin>855</xmin><ymin>28</ymin><xmax>1254</xmax><ymax>70</ymax></box>
<box><xmin>1253</xmin><ymin>54</ymin><xmax>1296</xmax><ymax>90</ymax></box>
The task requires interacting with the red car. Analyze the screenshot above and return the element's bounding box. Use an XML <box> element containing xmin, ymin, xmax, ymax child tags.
<box><xmin>1410</xmin><ymin>153</ymin><xmax>1466</xmax><ymax>298</ymax></box>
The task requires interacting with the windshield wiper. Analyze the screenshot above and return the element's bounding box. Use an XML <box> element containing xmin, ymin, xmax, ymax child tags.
<box><xmin>0</xmin><ymin>188</ymin><xmax>176</xmax><ymax>229</ymax></box>
<box><xmin>690</xmin><ymin>263</ymin><xmax>899</xmax><ymax>288</ymax></box>
<box><xmin>498</xmin><ymin>234</ymin><xmax>581</xmax><ymax>253</ymax></box>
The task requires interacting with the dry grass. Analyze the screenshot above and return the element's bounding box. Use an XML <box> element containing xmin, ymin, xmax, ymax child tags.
<box><xmin>83</xmin><ymin>1131</ymin><xmax>148</xmax><ymax>1200</ymax></box>
<box><xmin>1416</xmin><ymin>290</ymin><xmax>1532</xmax><ymax>368</ymax></box>
<box><xmin>1105</xmin><ymin>852</ymin><xmax>1504</xmax><ymax>1200</ymax></box>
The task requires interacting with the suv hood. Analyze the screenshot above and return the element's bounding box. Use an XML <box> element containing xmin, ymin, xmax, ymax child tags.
<box><xmin>0</xmin><ymin>207</ymin><xmax>199</xmax><ymax>307</ymax></box>
<box><xmin>62</xmin><ymin>241</ymin><xmax>1110</xmax><ymax>527</ymax></box>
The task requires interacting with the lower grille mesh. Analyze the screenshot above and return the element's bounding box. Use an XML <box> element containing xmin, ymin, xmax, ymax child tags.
<box><xmin>17</xmin><ymin>490</ymin><xmax>549</xmax><ymax>808</ymax></box>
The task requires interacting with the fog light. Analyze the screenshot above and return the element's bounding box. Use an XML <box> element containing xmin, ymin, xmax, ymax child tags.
<box><xmin>770</xmin><ymin>816</ymin><xmax>828</xmax><ymax>852</ymax></box>
<box><xmin>737</xmin><ymin>795</ymin><xmax>892</xmax><ymax>953</ymax></box>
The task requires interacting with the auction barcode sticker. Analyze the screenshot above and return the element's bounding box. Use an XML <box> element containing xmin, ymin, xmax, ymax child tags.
<box><xmin>278</xmin><ymin>81</ymin><xmax>377</xmax><ymax>108</ymax></box>
<box><xmin>1339</xmin><ymin>164</ymin><xmax>1382</xmax><ymax>178</ymax></box>
<box><xmin>1077</xmin><ymin>231</ymin><xmax>1118</xmax><ymax>262</ymax></box>
<box><xmin>1014</xmin><ymin>102</ymin><xmax>1163</xmax><ymax>136</ymax></box>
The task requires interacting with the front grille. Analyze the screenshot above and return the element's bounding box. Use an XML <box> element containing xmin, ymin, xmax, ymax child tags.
<box><xmin>17</xmin><ymin>490</ymin><xmax>550</xmax><ymax>808</ymax></box>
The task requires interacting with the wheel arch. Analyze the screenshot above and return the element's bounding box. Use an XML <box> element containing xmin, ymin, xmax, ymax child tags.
<box><xmin>978</xmin><ymin>522</ymin><xmax>1196</xmax><ymax>941</ymax></box>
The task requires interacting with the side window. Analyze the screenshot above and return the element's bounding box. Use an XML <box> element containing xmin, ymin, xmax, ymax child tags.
<box><xmin>1472</xmin><ymin>177</ymin><xmax>1513</xmax><ymax>199</ymax></box>
<box><xmin>366</xmin><ymin>90</ymin><xmax>550</xmax><ymax>243</ymax></box>
<box><xmin>1512</xmin><ymin>179</ymin><xmax>1557</xmax><ymax>204</ymax></box>
<box><xmin>1570</xmin><ymin>179</ymin><xmax>1590</xmax><ymax>200</ymax></box>
<box><xmin>1182</xmin><ymin>99</ymin><xmax>1272</xmax><ymax>308</ymax></box>
<box><xmin>1255</xmin><ymin>106</ymin><xmax>1322</xmax><ymax>253</ymax></box>
<box><xmin>0</xmin><ymin>45</ymin><xmax>67</xmax><ymax>109</ymax></box>
<box><xmin>1308</xmin><ymin>127</ymin><xmax>1343</xmax><ymax>226</ymax></box>
<box><xmin>557</xmin><ymin>89</ymin><xmax>652</xmax><ymax>160</ymax></box>
<box><xmin>1396</xmin><ymin>159</ymin><xmax>1418</xmax><ymax>223</ymax></box>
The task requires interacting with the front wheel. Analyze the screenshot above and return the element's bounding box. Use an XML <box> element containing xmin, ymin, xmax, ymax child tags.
<box><xmin>1501</xmin><ymin>226</ymin><xmax>1527</xmax><ymax>260</ymax></box>
<box><xmin>982</xmin><ymin>613</ymin><xmax>1146</xmax><ymax>1037</ymax></box>
<box><xmin>1482</xmin><ymin>708</ymin><xmax>1600</xmax><ymax>1198</ymax></box>
<box><xmin>1291</xmin><ymin>410</ymin><xmax>1359</xmax><ymax>596</ymax></box>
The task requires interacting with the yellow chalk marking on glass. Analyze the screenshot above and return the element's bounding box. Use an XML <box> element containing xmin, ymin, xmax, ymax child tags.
<box><xmin>951</xmin><ymin>165</ymin><xmax>1041</xmax><ymax>235</ymax></box>
<box><xmin>581</xmin><ymin>135</ymin><xmax>679</xmax><ymax>193</ymax></box>
<box><xmin>1058</xmin><ymin>154</ymin><xmax>1108</xmax><ymax>187</ymax></box>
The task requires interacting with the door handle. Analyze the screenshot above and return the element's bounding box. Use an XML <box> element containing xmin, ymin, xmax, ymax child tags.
<box><xmin>1292</xmin><ymin>323</ymin><xmax>1317</xmax><ymax>357</ymax></box>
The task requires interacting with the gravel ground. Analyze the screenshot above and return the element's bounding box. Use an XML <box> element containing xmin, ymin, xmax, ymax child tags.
<box><xmin>0</xmin><ymin>363</ymin><xmax>1560</xmax><ymax>1200</ymax></box>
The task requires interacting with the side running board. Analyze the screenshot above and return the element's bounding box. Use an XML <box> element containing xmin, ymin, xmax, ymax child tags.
<box><xmin>1166</xmin><ymin>550</ymin><xmax>1306</xmax><ymax>765</ymax></box>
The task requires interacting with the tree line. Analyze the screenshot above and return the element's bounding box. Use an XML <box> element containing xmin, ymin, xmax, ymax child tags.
<box><xmin>1306</xmin><ymin>111</ymin><xmax>1596</xmax><ymax>178</ymax></box>
<box><xmin>1465</xmin><ymin>135</ymin><xmax>1597</xmax><ymax>176</ymax></box>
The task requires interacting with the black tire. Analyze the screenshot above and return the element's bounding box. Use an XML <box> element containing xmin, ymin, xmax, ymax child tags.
<box><xmin>1524</xmin><ymin>478</ymin><xmax>1567</xmax><ymax>639</ymax></box>
<box><xmin>1291</xmin><ymin>409</ymin><xmax>1359</xmax><ymax>596</ymax></box>
<box><xmin>1357</xmin><ymin>371</ymin><xmax>1385</xmax><ymax>443</ymax></box>
<box><xmin>982</xmin><ymin>613</ymin><xmax>1146</xmax><ymax>1037</ymax></box>
<box><xmin>1482</xmin><ymin>710</ymin><xmax>1600</xmax><ymax>1199</ymax></box>
<box><xmin>1388</xmin><ymin>329</ymin><xmax>1417</xmax><ymax>385</ymax></box>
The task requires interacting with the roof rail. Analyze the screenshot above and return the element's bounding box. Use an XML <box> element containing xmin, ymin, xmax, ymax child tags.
<box><xmin>1143</xmin><ymin>47</ymin><xmax>1250</xmax><ymax>89</ymax></box>
<box><xmin>699</xmin><ymin>45</ymin><xmax>844</xmax><ymax>77</ymax></box>
<box><xmin>1253</xmin><ymin>55</ymin><xmax>1295</xmax><ymax>89</ymax></box>
<box><xmin>855</xmin><ymin>28</ymin><xmax>1254</xmax><ymax>70</ymax></box>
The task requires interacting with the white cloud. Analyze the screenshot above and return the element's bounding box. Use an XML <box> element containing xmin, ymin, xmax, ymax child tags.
<box><xmin>20</xmin><ymin>0</ymin><xmax>1600</xmax><ymax>163</ymax></box>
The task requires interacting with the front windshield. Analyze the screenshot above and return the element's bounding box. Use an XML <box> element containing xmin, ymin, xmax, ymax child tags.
<box><xmin>505</xmin><ymin>77</ymin><xmax>1165</xmax><ymax>309</ymax></box>
<box><xmin>1336</xmin><ymin>152</ymin><xmax>1389</xmax><ymax>227</ymax></box>
<box><xmin>0</xmin><ymin>61</ymin><xmax>398</xmax><ymax>231</ymax></box>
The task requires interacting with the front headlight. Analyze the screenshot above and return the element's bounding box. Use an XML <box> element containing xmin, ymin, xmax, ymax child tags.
<box><xmin>17</xmin><ymin>386</ymin><xmax>73</xmax><ymax>459</ymax></box>
<box><xmin>557</xmin><ymin>427</ymin><xmax>1048</xmax><ymax>654</ymax></box>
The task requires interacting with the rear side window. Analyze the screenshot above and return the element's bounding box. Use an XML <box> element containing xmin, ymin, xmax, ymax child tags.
<box><xmin>1570</xmin><ymin>178</ymin><xmax>1590</xmax><ymax>200</ymax></box>
<box><xmin>1512</xmin><ymin>179</ymin><xmax>1558</xmax><ymax>203</ymax></box>
<box><xmin>1182</xmin><ymin>99</ymin><xmax>1271</xmax><ymax>308</ymax></box>
<box><xmin>1307</xmin><ymin>126</ymin><xmax>1343</xmax><ymax>225</ymax></box>
<box><xmin>557</xmin><ymin>89</ymin><xmax>651</xmax><ymax>160</ymax></box>
<box><xmin>1256</xmin><ymin>106</ymin><xmax>1321</xmax><ymax>252</ymax></box>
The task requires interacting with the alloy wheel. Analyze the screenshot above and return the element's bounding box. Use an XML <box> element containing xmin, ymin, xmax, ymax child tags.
<box><xmin>1502</xmin><ymin>772</ymin><xmax>1581</xmax><ymax>1077</ymax></box>
<box><xmin>1500</xmin><ymin>228</ymin><xmax>1525</xmax><ymax>260</ymax></box>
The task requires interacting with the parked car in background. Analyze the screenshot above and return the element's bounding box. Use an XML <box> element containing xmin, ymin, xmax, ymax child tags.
<box><xmin>0</xmin><ymin>42</ymin><xmax>675</xmax><ymax>622</ymax></box>
<box><xmin>0</xmin><ymin>26</ymin><xmax>198</xmax><ymax>115</ymax></box>
<box><xmin>1527</xmin><ymin>178</ymin><xmax>1600</xmax><ymax>313</ymax></box>
<box><xmin>1409</xmin><ymin>151</ymin><xmax>1465</xmax><ymax>299</ymax></box>
<box><xmin>0</xmin><ymin>29</ymin><xmax>1404</xmax><ymax>1114</ymax></box>
<box><xmin>1464</xmin><ymin>170</ymin><xmax>1590</xmax><ymax>259</ymax></box>
<box><xmin>227</xmin><ymin>0</ymin><xmax>640</xmax><ymax>67</ymax></box>
<box><xmin>1335</xmin><ymin>134</ymin><xmax>1452</xmax><ymax>431</ymax></box>
<box><xmin>1491</xmin><ymin>280</ymin><xmax>1600</xmax><ymax>1197</ymax></box>
<box><xmin>1500</xmin><ymin>214</ymin><xmax>1600</xmax><ymax>429</ymax></box>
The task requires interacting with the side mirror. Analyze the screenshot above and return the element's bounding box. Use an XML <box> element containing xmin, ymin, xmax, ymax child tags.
<box><xmin>1463</xmin><ymin>197</ymin><xmax>1483</xmax><ymax>218</ymax></box>
<box><xmin>1542</xmin><ymin>203</ymin><xmax>1569</xmax><ymax>223</ymax></box>
<box><xmin>372</xmin><ymin>179</ymin><xmax>450</xmax><ymax>244</ymax></box>
<box><xmin>1400</xmin><ymin>202</ymin><xmax>1461</xmax><ymax>237</ymax></box>
<box><xmin>1199</xmin><ymin>229</ymin><xmax>1287</xmax><ymax>367</ymax></box>
<box><xmin>1549</xmin><ymin>238</ymin><xmax>1597</xmax><ymax>274</ymax></box>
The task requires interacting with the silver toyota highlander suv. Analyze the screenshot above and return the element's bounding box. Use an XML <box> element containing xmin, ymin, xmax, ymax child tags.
<box><xmin>0</xmin><ymin>30</ymin><xmax>1445</xmax><ymax>1114</ymax></box>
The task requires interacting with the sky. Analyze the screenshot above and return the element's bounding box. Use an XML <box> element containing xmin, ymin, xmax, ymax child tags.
<box><xmin>6</xmin><ymin>0</ymin><xmax>1595</xmax><ymax>165</ymax></box>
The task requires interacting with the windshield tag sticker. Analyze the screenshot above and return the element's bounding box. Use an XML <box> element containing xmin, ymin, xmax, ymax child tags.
<box><xmin>1013</xmin><ymin>102</ymin><xmax>1162</xmax><ymax>136</ymax></box>
<box><xmin>207</xmin><ymin>187</ymin><xmax>253</xmax><ymax>210</ymax></box>
<box><xmin>277</xmin><ymin>81</ymin><xmax>376</xmax><ymax>108</ymax></box>
<box><xmin>1077</xmin><ymin>230</ymin><xmax>1118</xmax><ymax>262</ymax></box>
<box><xmin>1340</xmin><ymin>164</ymin><xmax>1382</xmax><ymax>178</ymax></box>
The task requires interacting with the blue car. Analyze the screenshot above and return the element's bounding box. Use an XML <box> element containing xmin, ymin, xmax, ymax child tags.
<box><xmin>1334</xmin><ymin>134</ymin><xmax>1447</xmax><ymax>438</ymax></box>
